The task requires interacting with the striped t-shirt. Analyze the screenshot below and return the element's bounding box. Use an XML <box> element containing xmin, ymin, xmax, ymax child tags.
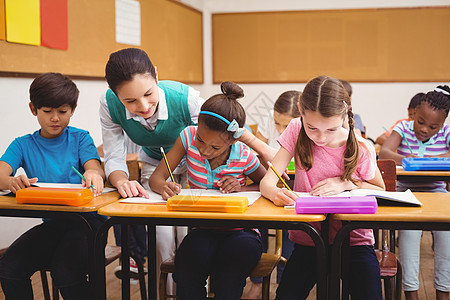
<box><xmin>180</xmin><ymin>126</ymin><xmax>260</xmax><ymax>189</ymax></box>
<box><xmin>393</xmin><ymin>120</ymin><xmax>450</xmax><ymax>191</ymax></box>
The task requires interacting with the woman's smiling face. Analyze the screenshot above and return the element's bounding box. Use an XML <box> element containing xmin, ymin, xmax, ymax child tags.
<box><xmin>115</xmin><ymin>73</ymin><xmax>159</xmax><ymax>119</ymax></box>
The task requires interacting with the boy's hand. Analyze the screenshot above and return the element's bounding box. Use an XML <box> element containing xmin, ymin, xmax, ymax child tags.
<box><xmin>117</xmin><ymin>180</ymin><xmax>149</xmax><ymax>199</ymax></box>
<box><xmin>310</xmin><ymin>177</ymin><xmax>356</xmax><ymax>196</ymax></box>
<box><xmin>8</xmin><ymin>175</ymin><xmax>38</xmax><ymax>194</ymax></box>
<box><xmin>217</xmin><ymin>176</ymin><xmax>242</xmax><ymax>193</ymax></box>
<box><xmin>272</xmin><ymin>188</ymin><xmax>297</xmax><ymax>207</ymax></box>
<box><xmin>83</xmin><ymin>170</ymin><xmax>104</xmax><ymax>197</ymax></box>
<box><xmin>160</xmin><ymin>182</ymin><xmax>181</xmax><ymax>200</ymax></box>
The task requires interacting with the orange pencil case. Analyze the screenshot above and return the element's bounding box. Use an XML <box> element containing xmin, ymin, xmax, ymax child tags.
<box><xmin>16</xmin><ymin>187</ymin><xmax>93</xmax><ymax>206</ymax></box>
<box><xmin>166</xmin><ymin>195</ymin><xmax>248</xmax><ymax>213</ymax></box>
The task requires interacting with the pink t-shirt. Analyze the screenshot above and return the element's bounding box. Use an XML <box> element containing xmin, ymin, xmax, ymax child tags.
<box><xmin>278</xmin><ymin>118</ymin><xmax>377</xmax><ymax>247</ymax></box>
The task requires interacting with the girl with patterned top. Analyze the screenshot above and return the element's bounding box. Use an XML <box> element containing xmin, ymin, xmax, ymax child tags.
<box><xmin>149</xmin><ymin>82</ymin><xmax>266</xmax><ymax>299</ymax></box>
<box><xmin>379</xmin><ymin>85</ymin><xmax>450</xmax><ymax>300</ymax></box>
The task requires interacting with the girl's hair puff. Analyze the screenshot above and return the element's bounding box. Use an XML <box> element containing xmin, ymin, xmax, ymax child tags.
<box><xmin>105</xmin><ymin>48</ymin><xmax>156</xmax><ymax>94</ymax></box>
<box><xmin>274</xmin><ymin>91</ymin><xmax>301</xmax><ymax>118</ymax></box>
<box><xmin>295</xmin><ymin>75</ymin><xmax>359</xmax><ymax>183</ymax></box>
<box><xmin>199</xmin><ymin>82</ymin><xmax>246</xmax><ymax>140</ymax></box>
<box><xmin>421</xmin><ymin>85</ymin><xmax>450</xmax><ymax>117</ymax></box>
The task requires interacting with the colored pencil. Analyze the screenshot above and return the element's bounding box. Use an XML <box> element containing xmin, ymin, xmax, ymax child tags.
<box><xmin>71</xmin><ymin>166</ymin><xmax>95</xmax><ymax>189</ymax></box>
<box><xmin>160</xmin><ymin>147</ymin><xmax>175</xmax><ymax>183</ymax></box>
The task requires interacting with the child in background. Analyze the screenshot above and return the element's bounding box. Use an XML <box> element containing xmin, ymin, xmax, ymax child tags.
<box><xmin>375</xmin><ymin>92</ymin><xmax>424</xmax><ymax>146</ymax></box>
<box><xmin>379</xmin><ymin>85</ymin><xmax>450</xmax><ymax>300</ymax></box>
<box><xmin>248</xmin><ymin>91</ymin><xmax>301</xmax><ymax>298</ymax></box>
<box><xmin>260</xmin><ymin>75</ymin><xmax>385</xmax><ymax>299</ymax></box>
<box><xmin>0</xmin><ymin>73</ymin><xmax>105</xmax><ymax>299</ymax></box>
<box><xmin>150</xmin><ymin>82</ymin><xmax>266</xmax><ymax>299</ymax></box>
<box><xmin>339</xmin><ymin>79</ymin><xmax>366</xmax><ymax>137</ymax></box>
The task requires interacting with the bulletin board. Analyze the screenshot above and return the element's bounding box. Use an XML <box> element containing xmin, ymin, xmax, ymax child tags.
<box><xmin>212</xmin><ymin>7</ymin><xmax>450</xmax><ymax>83</ymax></box>
<box><xmin>0</xmin><ymin>0</ymin><xmax>203</xmax><ymax>83</ymax></box>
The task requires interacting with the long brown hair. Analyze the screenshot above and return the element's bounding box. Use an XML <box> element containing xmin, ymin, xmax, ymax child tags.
<box><xmin>295</xmin><ymin>75</ymin><xmax>359</xmax><ymax>182</ymax></box>
<box><xmin>274</xmin><ymin>90</ymin><xmax>301</xmax><ymax>118</ymax></box>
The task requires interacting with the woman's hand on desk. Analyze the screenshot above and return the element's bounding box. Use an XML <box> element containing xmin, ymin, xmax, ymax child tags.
<box><xmin>8</xmin><ymin>175</ymin><xmax>38</xmax><ymax>194</ymax></box>
<box><xmin>117</xmin><ymin>179</ymin><xmax>149</xmax><ymax>199</ymax></box>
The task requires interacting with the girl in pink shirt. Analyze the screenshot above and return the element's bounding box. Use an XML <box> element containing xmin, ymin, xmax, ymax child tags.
<box><xmin>260</xmin><ymin>75</ymin><xmax>385</xmax><ymax>300</ymax></box>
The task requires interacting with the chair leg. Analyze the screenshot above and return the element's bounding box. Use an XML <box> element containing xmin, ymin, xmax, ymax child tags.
<box><xmin>395</xmin><ymin>261</ymin><xmax>402</xmax><ymax>300</ymax></box>
<box><xmin>40</xmin><ymin>270</ymin><xmax>51</xmax><ymax>300</ymax></box>
<box><xmin>159</xmin><ymin>271</ymin><xmax>168</xmax><ymax>300</ymax></box>
<box><xmin>384</xmin><ymin>277</ymin><xmax>393</xmax><ymax>300</ymax></box>
<box><xmin>52</xmin><ymin>281</ymin><xmax>59</xmax><ymax>300</ymax></box>
<box><xmin>131</xmin><ymin>254</ymin><xmax>148</xmax><ymax>300</ymax></box>
<box><xmin>261</xmin><ymin>276</ymin><xmax>270</xmax><ymax>300</ymax></box>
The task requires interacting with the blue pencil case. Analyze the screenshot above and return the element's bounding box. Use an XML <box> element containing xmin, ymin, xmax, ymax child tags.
<box><xmin>402</xmin><ymin>157</ymin><xmax>450</xmax><ymax>171</ymax></box>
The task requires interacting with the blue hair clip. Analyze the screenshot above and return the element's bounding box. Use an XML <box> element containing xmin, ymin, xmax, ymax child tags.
<box><xmin>199</xmin><ymin>111</ymin><xmax>244</xmax><ymax>139</ymax></box>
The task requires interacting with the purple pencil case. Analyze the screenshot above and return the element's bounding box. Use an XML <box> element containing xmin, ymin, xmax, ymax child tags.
<box><xmin>295</xmin><ymin>196</ymin><xmax>378</xmax><ymax>214</ymax></box>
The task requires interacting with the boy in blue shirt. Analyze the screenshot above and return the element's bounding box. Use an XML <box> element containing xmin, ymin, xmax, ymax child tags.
<box><xmin>0</xmin><ymin>72</ymin><xmax>105</xmax><ymax>299</ymax></box>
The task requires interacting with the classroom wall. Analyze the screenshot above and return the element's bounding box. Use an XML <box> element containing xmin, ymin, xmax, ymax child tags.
<box><xmin>0</xmin><ymin>0</ymin><xmax>449</xmax><ymax>247</ymax></box>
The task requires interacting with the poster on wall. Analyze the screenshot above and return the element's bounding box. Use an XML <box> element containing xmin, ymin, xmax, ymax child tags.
<box><xmin>5</xmin><ymin>0</ymin><xmax>41</xmax><ymax>46</ymax></box>
<box><xmin>40</xmin><ymin>0</ymin><xmax>68</xmax><ymax>50</ymax></box>
<box><xmin>115</xmin><ymin>0</ymin><xmax>141</xmax><ymax>46</ymax></box>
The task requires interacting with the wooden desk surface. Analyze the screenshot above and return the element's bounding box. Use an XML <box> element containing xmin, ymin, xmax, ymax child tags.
<box><xmin>332</xmin><ymin>192</ymin><xmax>450</xmax><ymax>223</ymax></box>
<box><xmin>0</xmin><ymin>191</ymin><xmax>121</xmax><ymax>213</ymax></box>
<box><xmin>98</xmin><ymin>196</ymin><xmax>325</xmax><ymax>223</ymax></box>
<box><xmin>396</xmin><ymin>167</ymin><xmax>450</xmax><ymax>177</ymax></box>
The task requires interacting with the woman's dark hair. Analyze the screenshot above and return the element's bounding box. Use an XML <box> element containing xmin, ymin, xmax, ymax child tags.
<box><xmin>199</xmin><ymin>81</ymin><xmax>246</xmax><ymax>140</ymax></box>
<box><xmin>274</xmin><ymin>90</ymin><xmax>301</xmax><ymax>118</ymax></box>
<box><xmin>105</xmin><ymin>48</ymin><xmax>156</xmax><ymax>93</ymax></box>
<box><xmin>29</xmin><ymin>72</ymin><xmax>79</xmax><ymax>110</ymax></box>
<box><xmin>419</xmin><ymin>85</ymin><xmax>450</xmax><ymax>117</ymax></box>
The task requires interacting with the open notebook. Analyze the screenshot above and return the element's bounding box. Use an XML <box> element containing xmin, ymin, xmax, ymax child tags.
<box><xmin>120</xmin><ymin>189</ymin><xmax>262</xmax><ymax>206</ymax></box>
<box><xmin>295</xmin><ymin>189</ymin><xmax>422</xmax><ymax>207</ymax></box>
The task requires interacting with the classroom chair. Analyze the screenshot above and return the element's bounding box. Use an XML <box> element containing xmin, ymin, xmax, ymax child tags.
<box><xmin>159</xmin><ymin>229</ymin><xmax>286</xmax><ymax>300</ymax></box>
<box><xmin>39</xmin><ymin>245</ymin><xmax>147</xmax><ymax>300</ymax></box>
<box><xmin>375</xmin><ymin>159</ymin><xmax>402</xmax><ymax>300</ymax></box>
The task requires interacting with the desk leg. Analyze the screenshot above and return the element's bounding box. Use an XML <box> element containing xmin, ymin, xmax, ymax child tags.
<box><xmin>121</xmin><ymin>223</ymin><xmax>131</xmax><ymax>299</ymax></box>
<box><xmin>147</xmin><ymin>224</ymin><xmax>157</xmax><ymax>300</ymax></box>
<box><xmin>330</xmin><ymin>222</ymin><xmax>361</xmax><ymax>300</ymax></box>
<box><xmin>295</xmin><ymin>222</ymin><xmax>328</xmax><ymax>300</ymax></box>
<box><xmin>94</xmin><ymin>218</ymin><xmax>116</xmax><ymax>300</ymax></box>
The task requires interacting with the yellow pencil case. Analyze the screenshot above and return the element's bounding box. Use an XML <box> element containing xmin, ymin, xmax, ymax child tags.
<box><xmin>166</xmin><ymin>195</ymin><xmax>248</xmax><ymax>213</ymax></box>
<box><xmin>16</xmin><ymin>187</ymin><xmax>93</xmax><ymax>206</ymax></box>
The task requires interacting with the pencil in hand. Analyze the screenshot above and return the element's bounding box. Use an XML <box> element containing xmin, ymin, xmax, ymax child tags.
<box><xmin>71</xmin><ymin>166</ymin><xmax>95</xmax><ymax>189</ymax></box>
<box><xmin>400</xmin><ymin>132</ymin><xmax>414</xmax><ymax>155</ymax></box>
<box><xmin>267</xmin><ymin>161</ymin><xmax>293</xmax><ymax>192</ymax></box>
<box><xmin>160</xmin><ymin>147</ymin><xmax>175</xmax><ymax>183</ymax></box>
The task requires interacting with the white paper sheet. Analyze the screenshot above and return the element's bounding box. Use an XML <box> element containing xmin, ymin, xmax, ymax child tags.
<box><xmin>120</xmin><ymin>189</ymin><xmax>262</xmax><ymax>206</ymax></box>
<box><xmin>32</xmin><ymin>183</ymin><xmax>117</xmax><ymax>194</ymax></box>
<box><xmin>115</xmin><ymin>0</ymin><xmax>141</xmax><ymax>46</ymax></box>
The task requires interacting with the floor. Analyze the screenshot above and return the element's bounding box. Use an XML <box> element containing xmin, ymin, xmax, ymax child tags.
<box><xmin>0</xmin><ymin>231</ymin><xmax>438</xmax><ymax>299</ymax></box>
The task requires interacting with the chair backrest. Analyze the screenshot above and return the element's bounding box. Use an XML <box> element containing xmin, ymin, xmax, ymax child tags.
<box><xmin>377</xmin><ymin>159</ymin><xmax>396</xmax><ymax>192</ymax></box>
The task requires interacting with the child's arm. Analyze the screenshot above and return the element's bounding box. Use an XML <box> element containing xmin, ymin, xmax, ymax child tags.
<box><xmin>217</xmin><ymin>164</ymin><xmax>267</xmax><ymax>193</ymax></box>
<box><xmin>260</xmin><ymin>147</ymin><xmax>298</xmax><ymax>206</ymax></box>
<box><xmin>0</xmin><ymin>161</ymin><xmax>38</xmax><ymax>193</ymax></box>
<box><xmin>379</xmin><ymin>131</ymin><xmax>414</xmax><ymax>165</ymax></box>
<box><xmin>239</xmin><ymin>129</ymin><xmax>278</xmax><ymax>169</ymax></box>
<box><xmin>149</xmin><ymin>137</ymin><xmax>186</xmax><ymax>200</ymax></box>
<box><xmin>310</xmin><ymin>167</ymin><xmax>385</xmax><ymax>196</ymax></box>
<box><xmin>83</xmin><ymin>159</ymin><xmax>105</xmax><ymax>197</ymax></box>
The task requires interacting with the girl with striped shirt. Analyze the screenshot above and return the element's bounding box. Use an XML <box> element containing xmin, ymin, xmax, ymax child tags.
<box><xmin>149</xmin><ymin>81</ymin><xmax>266</xmax><ymax>299</ymax></box>
<box><xmin>379</xmin><ymin>85</ymin><xmax>450</xmax><ymax>300</ymax></box>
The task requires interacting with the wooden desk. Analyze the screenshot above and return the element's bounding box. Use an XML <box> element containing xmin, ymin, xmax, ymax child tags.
<box><xmin>95</xmin><ymin>197</ymin><xmax>328</xmax><ymax>300</ymax></box>
<box><xmin>329</xmin><ymin>192</ymin><xmax>450</xmax><ymax>299</ymax></box>
<box><xmin>0</xmin><ymin>191</ymin><xmax>121</xmax><ymax>299</ymax></box>
<box><xmin>396</xmin><ymin>167</ymin><xmax>450</xmax><ymax>182</ymax></box>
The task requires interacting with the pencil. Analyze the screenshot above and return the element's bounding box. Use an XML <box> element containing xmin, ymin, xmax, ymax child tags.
<box><xmin>400</xmin><ymin>132</ymin><xmax>414</xmax><ymax>154</ymax></box>
<box><xmin>160</xmin><ymin>147</ymin><xmax>175</xmax><ymax>183</ymax></box>
<box><xmin>382</xmin><ymin>126</ymin><xmax>389</xmax><ymax>133</ymax></box>
<box><xmin>267</xmin><ymin>161</ymin><xmax>293</xmax><ymax>192</ymax></box>
<box><xmin>71</xmin><ymin>166</ymin><xmax>95</xmax><ymax>189</ymax></box>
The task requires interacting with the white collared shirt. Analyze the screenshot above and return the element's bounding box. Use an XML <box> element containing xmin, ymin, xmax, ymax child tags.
<box><xmin>99</xmin><ymin>85</ymin><xmax>204</xmax><ymax>178</ymax></box>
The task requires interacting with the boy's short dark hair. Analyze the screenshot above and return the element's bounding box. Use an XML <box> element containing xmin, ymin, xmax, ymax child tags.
<box><xmin>29</xmin><ymin>73</ymin><xmax>79</xmax><ymax>110</ymax></box>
